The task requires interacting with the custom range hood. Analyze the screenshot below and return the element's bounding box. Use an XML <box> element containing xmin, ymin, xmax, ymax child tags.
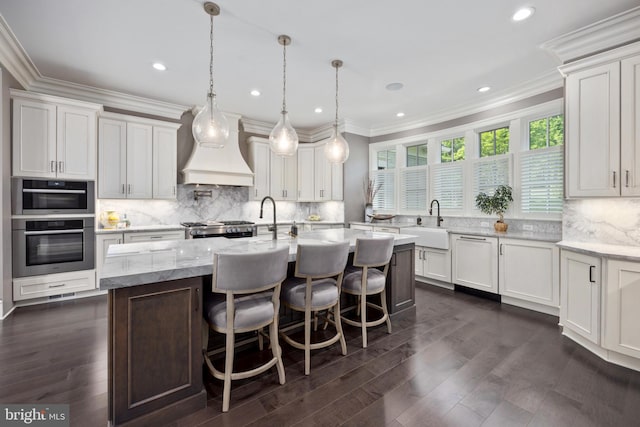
<box><xmin>182</xmin><ymin>113</ymin><xmax>254</xmax><ymax>186</ymax></box>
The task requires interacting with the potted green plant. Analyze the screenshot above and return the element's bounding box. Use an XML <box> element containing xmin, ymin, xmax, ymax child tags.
<box><xmin>475</xmin><ymin>185</ymin><xmax>513</xmax><ymax>232</ymax></box>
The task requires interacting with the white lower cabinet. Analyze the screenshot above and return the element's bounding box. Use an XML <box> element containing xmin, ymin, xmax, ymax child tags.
<box><xmin>123</xmin><ymin>230</ymin><xmax>184</xmax><ymax>243</ymax></box>
<box><xmin>499</xmin><ymin>239</ymin><xmax>559</xmax><ymax>313</ymax></box>
<box><xmin>96</xmin><ymin>233</ymin><xmax>124</xmax><ymax>279</ymax></box>
<box><xmin>451</xmin><ymin>234</ymin><xmax>498</xmax><ymax>293</ymax></box>
<box><xmin>560</xmin><ymin>249</ymin><xmax>601</xmax><ymax>344</ymax></box>
<box><xmin>13</xmin><ymin>270</ymin><xmax>96</xmax><ymax>301</ymax></box>
<box><xmin>604</xmin><ymin>259</ymin><xmax>640</xmax><ymax>358</ymax></box>
<box><xmin>415</xmin><ymin>246</ymin><xmax>451</xmax><ymax>283</ymax></box>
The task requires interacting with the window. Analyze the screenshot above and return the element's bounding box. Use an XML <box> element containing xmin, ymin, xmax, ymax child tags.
<box><xmin>400</xmin><ymin>167</ymin><xmax>427</xmax><ymax>211</ymax></box>
<box><xmin>441</xmin><ymin>137</ymin><xmax>465</xmax><ymax>162</ymax></box>
<box><xmin>377</xmin><ymin>149</ymin><xmax>396</xmax><ymax>170</ymax></box>
<box><xmin>430</xmin><ymin>162</ymin><xmax>464</xmax><ymax>211</ymax></box>
<box><xmin>479</xmin><ymin>126</ymin><xmax>509</xmax><ymax>157</ymax></box>
<box><xmin>406</xmin><ymin>143</ymin><xmax>427</xmax><ymax>166</ymax></box>
<box><xmin>519</xmin><ymin>146</ymin><xmax>563</xmax><ymax>215</ymax></box>
<box><xmin>529</xmin><ymin>114</ymin><xmax>564</xmax><ymax>150</ymax></box>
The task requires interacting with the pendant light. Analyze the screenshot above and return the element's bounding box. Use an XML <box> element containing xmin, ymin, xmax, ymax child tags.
<box><xmin>269</xmin><ymin>35</ymin><xmax>299</xmax><ymax>157</ymax></box>
<box><xmin>192</xmin><ymin>2</ymin><xmax>229</xmax><ymax>148</ymax></box>
<box><xmin>324</xmin><ymin>59</ymin><xmax>349</xmax><ymax>163</ymax></box>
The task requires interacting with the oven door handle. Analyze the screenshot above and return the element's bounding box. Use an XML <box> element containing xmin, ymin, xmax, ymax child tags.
<box><xmin>23</xmin><ymin>229</ymin><xmax>84</xmax><ymax>235</ymax></box>
<box><xmin>22</xmin><ymin>189</ymin><xmax>86</xmax><ymax>194</ymax></box>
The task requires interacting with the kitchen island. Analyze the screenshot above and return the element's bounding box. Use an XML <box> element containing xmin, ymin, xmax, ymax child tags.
<box><xmin>100</xmin><ymin>228</ymin><xmax>416</xmax><ymax>426</ymax></box>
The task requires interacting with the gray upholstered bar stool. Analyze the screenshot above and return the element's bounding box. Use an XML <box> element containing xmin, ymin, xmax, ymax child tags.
<box><xmin>341</xmin><ymin>236</ymin><xmax>394</xmax><ymax>348</ymax></box>
<box><xmin>280</xmin><ymin>241</ymin><xmax>350</xmax><ymax>375</ymax></box>
<box><xmin>202</xmin><ymin>246</ymin><xmax>289</xmax><ymax>412</ymax></box>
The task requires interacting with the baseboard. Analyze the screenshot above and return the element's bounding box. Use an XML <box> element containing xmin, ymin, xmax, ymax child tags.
<box><xmin>13</xmin><ymin>288</ymin><xmax>107</xmax><ymax>310</ymax></box>
<box><xmin>416</xmin><ymin>277</ymin><xmax>454</xmax><ymax>290</ymax></box>
<box><xmin>501</xmin><ymin>296</ymin><xmax>560</xmax><ymax>316</ymax></box>
<box><xmin>562</xmin><ymin>328</ymin><xmax>640</xmax><ymax>372</ymax></box>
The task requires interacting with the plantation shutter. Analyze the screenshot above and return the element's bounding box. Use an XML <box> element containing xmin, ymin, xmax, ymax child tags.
<box><xmin>519</xmin><ymin>146</ymin><xmax>563</xmax><ymax>215</ymax></box>
<box><xmin>399</xmin><ymin>166</ymin><xmax>427</xmax><ymax>212</ymax></box>
<box><xmin>372</xmin><ymin>169</ymin><xmax>396</xmax><ymax>211</ymax></box>
<box><xmin>472</xmin><ymin>155</ymin><xmax>511</xmax><ymax>197</ymax></box>
<box><xmin>430</xmin><ymin>162</ymin><xmax>464</xmax><ymax>211</ymax></box>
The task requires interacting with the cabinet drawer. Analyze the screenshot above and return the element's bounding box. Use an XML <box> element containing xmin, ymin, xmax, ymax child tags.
<box><xmin>13</xmin><ymin>270</ymin><xmax>96</xmax><ymax>301</ymax></box>
<box><xmin>372</xmin><ymin>226</ymin><xmax>400</xmax><ymax>234</ymax></box>
<box><xmin>123</xmin><ymin>230</ymin><xmax>184</xmax><ymax>243</ymax></box>
<box><xmin>350</xmin><ymin>224</ymin><xmax>373</xmax><ymax>231</ymax></box>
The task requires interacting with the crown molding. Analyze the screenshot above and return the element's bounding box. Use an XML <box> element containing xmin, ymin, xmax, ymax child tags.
<box><xmin>368</xmin><ymin>70</ymin><xmax>563</xmax><ymax>137</ymax></box>
<box><xmin>30</xmin><ymin>77</ymin><xmax>189</xmax><ymax>120</ymax></box>
<box><xmin>541</xmin><ymin>6</ymin><xmax>640</xmax><ymax>63</ymax></box>
<box><xmin>0</xmin><ymin>14</ymin><xmax>40</xmax><ymax>88</ymax></box>
<box><xmin>558</xmin><ymin>40</ymin><xmax>640</xmax><ymax>76</ymax></box>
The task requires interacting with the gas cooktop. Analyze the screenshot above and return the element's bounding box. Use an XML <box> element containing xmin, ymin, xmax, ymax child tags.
<box><xmin>181</xmin><ymin>220</ymin><xmax>256</xmax><ymax>239</ymax></box>
<box><xmin>181</xmin><ymin>220</ymin><xmax>255</xmax><ymax>227</ymax></box>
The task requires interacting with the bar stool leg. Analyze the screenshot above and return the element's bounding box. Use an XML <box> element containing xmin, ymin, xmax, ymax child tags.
<box><xmin>222</xmin><ymin>330</ymin><xmax>235</xmax><ymax>412</ymax></box>
<box><xmin>334</xmin><ymin>300</ymin><xmax>347</xmax><ymax>355</ymax></box>
<box><xmin>361</xmin><ymin>292</ymin><xmax>368</xmax><ymax>348</ymax></box>
<box><xmin>380</xmin><ymin>289</ymin><xmax>392</xmax><ymax>334</ymax></box>
<box><xmin>258</xmin><ymin>327</ymin><xmax>264</xmax><ymax>350</ymax></box>
<box><xmin>304</xmin><ymin>306</ymin><xmax>311</xmax><ymax>375</ymax></box>
<box><xmin>269</xmin><ymin>319</ymin><xmax>285</xmax><ymax>384</ymax></box>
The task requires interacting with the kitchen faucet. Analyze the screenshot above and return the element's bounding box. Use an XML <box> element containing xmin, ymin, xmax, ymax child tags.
<box><xmin>259</xmin><ymin>196</ymin><xmax>277</xmax><ymax>240</ymax></box>
<box><xmin>429</xmin><ymin>199</ymin><xmax>444</xmax><ymax>227</ymax></box>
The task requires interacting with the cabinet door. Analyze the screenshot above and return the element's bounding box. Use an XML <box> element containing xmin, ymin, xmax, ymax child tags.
<box><xmin>560</xmin><ymin>250</ymin><xmax>601</xmax><ymax>344</ymax></box>
<box><xmin>415</xmin><ymin>246</ymin><xmax>425</xmax><ymax>277</ymax></box>
<box><xmin>57</xmin><ymin>105</ymin><xmax>97</xmax><ymax>180</ymax></box>
<box><xmin>451</xmin><ymin>235</ymin><xmax>498</xmax><ymax>293</ymax></box>
<box><xmin>387</xmin><ymin>244</ymin><xmax>415</xmax><ymax>314</ymax></box>
<box><xmin>248</xmin><ymin>142</ymin><xmax>270</xmax><ymax>201</ymax></box>
<box><xmin>331</xmin><ymin>162</ymin><xmax>343</xmax><ymax>201</ymax></box>
<box><xmin>423</xmin><ymin>248</ymin><xmax>451</xmax><ymax>283</ymax></box>
<box><xmin>566</xmin><ymin>62</ymin><xmax>620</xmax><ymax>197</ymax></box>
<box><xmin>499</xmin><ymin>239</ymin><xmax>559</xmax><ymax>307</ymax></box>
<box><xmin>282</xmin><ymin>154</ymin><xmax>298</xmax><ymax>201</ymax></box>
<box><xmin>12</xmin><ymin>98</ymin><xmax>57</xmax><ymax>178</ymax></box>
<box><xmin>98</xmin><ymin>118</ymin><xmax>127</xmax><ymax>199</ymax></box>
<box><xmin>314</xmin><ymin>145</ymin><xmax>332</xmax><ymax>201</ymax></box>
<box><xmin>270</xmin><ymin>152</ymin><xmax>286</xmax><ymax>200</ymax></box>
<box><xmin>297</xmin><ymin>146</ymin><xmax>315</xmax><ymax>201</ymax></box>
<box><xmin>153</xmin><ymin>126</ymin><xmax>177</xmax><ymax>199</ymax></box>
<box><xmin>621</xmin><ymin>54</ymin><xmax>640</xmax><ymax>196</ymax></box>
<box><xmin>126</xmin><ymin>123</ymin><xmax>153</xmax><ymax>199</ymax></box>
<box><xmin>123</xmin><ymin>230</ymin><xmax>184</xmax><ymax>243</ymax></box>
<box><xmin>96</xmin><ymin>233</ymin><xmax>124</xmax><ymax>279</ymax></box>
<box><xmin>604</xmin><ymin>259</ymin><xmax>640</xmax><ymax>358</ymax></box>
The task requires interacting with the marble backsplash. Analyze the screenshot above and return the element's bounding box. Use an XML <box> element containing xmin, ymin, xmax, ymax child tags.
<box><xmin>96</xmin><ymin>184</ymin><xmax>345</xmax><ymax>227</ymax></box>
<box><xmin>563</xmin><ymin>198</ymin><xmax>640</xmax><ymax>246</ymax></box>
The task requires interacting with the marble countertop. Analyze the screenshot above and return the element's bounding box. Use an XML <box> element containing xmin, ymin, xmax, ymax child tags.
<box><xmin>350</xmin><ymin>222</ymin><xmax>562</xmax><ymax>242</ymax></box>
<box><xmin>100</xmin><ymin>228</ymin><xmax>416</xmax><ymax>290</ymax></box>
<box><xmin>255</xmin><ymin>220</ymin><xmax>344</xmax><ymax>226</ymax></box>
<box><xmin>96</xmin><ymin>224</ymin><xmax>185</xmax><ymax>234</ymax></box>
<box><xmin>557</xmin><ymin>240</ymin><xmax>640</xmax><ymax>261</ymax></box>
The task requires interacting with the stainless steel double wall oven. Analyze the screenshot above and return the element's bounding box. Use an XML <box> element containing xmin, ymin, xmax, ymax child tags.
<box><xmin>12</xmin><ymin>178</ymin><xmax>95</xmax><ymax>278</ymax></box>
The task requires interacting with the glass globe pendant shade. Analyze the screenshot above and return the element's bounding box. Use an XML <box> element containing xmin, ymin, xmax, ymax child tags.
<box><xmin>269</xmin><ymin>111</ymin><xmax>299</xmax><ymax>156</ymax></box>
<box><xmin>192</xmin><ymin>92</ymin><xmax>229</xmax><ymax>148</ymax></box>
<box><xmin>324</xmin><ymin>126</ymin><xmax>349</xmax><ymax>163</ymax></box>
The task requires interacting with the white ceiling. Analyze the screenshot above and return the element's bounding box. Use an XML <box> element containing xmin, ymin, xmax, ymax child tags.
<box><xmin>0</xmin><ymin>0</ymin><xmax>637</xmax><ymax>132</ymax></box>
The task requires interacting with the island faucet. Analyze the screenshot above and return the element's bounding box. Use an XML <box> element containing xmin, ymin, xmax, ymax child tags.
<box><xmin>429</xmin><ymin>199</ymin><xmax>444</xmax><ymax>227</ymax></box>
<box><xmin>259</xmin><ymin>196</ymin><xmax>278</xmax><ymax>240</ymax></box>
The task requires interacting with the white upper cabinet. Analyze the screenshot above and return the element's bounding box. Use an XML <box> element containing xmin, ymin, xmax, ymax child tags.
<box><xmin>297</xmin><ymin>145</ymin><xmax>315</xmax><ymax>201</ymax></box>
<box><xmin>247</xmin><ymin>138</ymin><xmax>271</xmax><ymax>201</ymax></box>
<box><xmin>98</xmin><ymin>112</ymin><xmax>179</xmax><ymax>199</ymax></box>
<box><xmin>271</xmin><ymin>152</ymin><xmax>297</xmax><ymax>201</ymax></box>
<box><xmin>314</xmin><ymin>145</ymin><xmax>333</xmax><ymax>201</ymax></box>
<box><xmin>153</xmin><ymin>126</ymin><xmax>178</xmax><ymax>199</ymax></box>
<box><xmin>12</xmin><ymin>90</ymin><xmax>100</xmax><ymax>180</ymax></box>
<box><xmin>562</xmin><ymin>43</ymin><xmax>640</xmax><ymax>198</ymax></box>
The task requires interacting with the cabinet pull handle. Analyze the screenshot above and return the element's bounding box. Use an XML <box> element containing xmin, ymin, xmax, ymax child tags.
<box><xmin>121</xmin><ymin>184</ymin><xmax>125</xmax><ymax>194</ymax></box>
<box><xmin>589</xmin><ymin>265</ymin><xmax>595</xmax><ymax>283</ymax></box>
<box><xmin>499</xmin><ymin>244</ymin><xmax>503</xmax><ymax>255</ymax></box>
<box><xmin>460</xmin><ymin>236</ymin><xmax>486</xmax><ymax>241</ymax></box>
<box><xmin>613</xmin><ymin>171</ymin><xmax>617</xmax><ymax>188</ymax></box>
<box><xmin>58</xmin><ymin>161</ymin><xmax>64</xmax><ymax>173</ymax></box>
<box><xmin>195</xmin><ymin>288</ymin><xmax>200</xmax><ymax>312</ymax></box>
<box><xmin>626</xmin><ymin>170</ymin><xmax>630</xmax><ymax>188</ymax></box>
<box><xmin>49</xmin><ymin>284</ymin><xmax>65</xmax><ymax>288</ymax></box>
<box><xmin>173</xmin><ymin>186</ymin><xmax>176</xmax><ymax>196</ymax></box>
<box><xmin>127</xmin><ymin>184</ymin><xmax>131</xmax><ymax>194</ymax></box>
<box><xmin>255</xmin><ymin>189</ymin><xmax>258</xmax><ymax>197</ymax></box>
<box><xmin>50</xmin><ymin>161</ymin><xmax>56</xmax><ymax>173</ymax></box>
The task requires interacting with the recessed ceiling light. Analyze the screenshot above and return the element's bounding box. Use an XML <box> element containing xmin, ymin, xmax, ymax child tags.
<box><xmin>152</xmin><ymin>62</ymin><xmax>166</xmax><ymax>71</ymax></box>
<box><xmin>250</xmin><ymin>89</ymin><xmax>261</xmax><ymax>96</ymax></box>
<box><xmin>314</xmin><ymin>107</ymin><xmax>323</xmax><ymax>113</ymax></box>
<box><xmin>386</xmin><ymin>82</ymin><xmax>404</xmax><ymax>91</ymax></box>
<box><xmin>478</xmin><ymin>86</ymin><xmax>491</xmax><ymax>93</ymax></box>
<box><xmin>396</xmin><ymin>112</ymin><xmax>405</xmax><ymax>117</ymax></box>
<box><xmin>512</xmin><ymin>6</ymin><xmax>535</xmax><ymax>21</ymax></box>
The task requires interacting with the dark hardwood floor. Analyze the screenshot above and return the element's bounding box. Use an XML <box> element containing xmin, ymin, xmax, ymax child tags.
<box><xmin>2</xmin><ymin>285</ymin><xmax>640</xmax><ymax>426</ymax></box>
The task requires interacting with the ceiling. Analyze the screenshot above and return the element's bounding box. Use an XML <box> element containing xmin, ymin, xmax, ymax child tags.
<box><xmin>0</xmin><ymin>0</ymin><xmax>637</xmax><ymax>133</ymax></box>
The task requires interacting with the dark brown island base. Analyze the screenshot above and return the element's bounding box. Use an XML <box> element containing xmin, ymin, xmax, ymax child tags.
<box><xmin>100</xmin><ymin>228</ymin><xmax>416</xmax><ymax>426</ymax></box>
